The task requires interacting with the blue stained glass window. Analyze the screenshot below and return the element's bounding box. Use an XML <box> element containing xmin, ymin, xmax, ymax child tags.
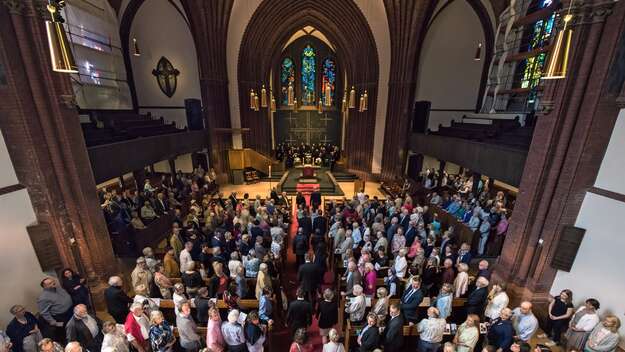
<box><xmin>280</xmin><ymin>57</ymin><xmax>295</xmax><ymax>105</ymax></box>
<box><xmin>322</xmin><ymin>57</ymin><xmax>336</xmax><ymax>106</ymax></box>
<box><xmin>301</xmin><ymin>45</ymin><xmax>316</xmax><ymax>105</ymax></box>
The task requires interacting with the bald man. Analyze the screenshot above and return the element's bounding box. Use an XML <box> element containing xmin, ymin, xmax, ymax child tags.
<box><xmin>512</xmin><ymin>302</ymin><xmax>538</xmax><ymax>342</ymax></box>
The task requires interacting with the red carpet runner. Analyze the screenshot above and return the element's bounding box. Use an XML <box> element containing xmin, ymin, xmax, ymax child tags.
<box><xmin>271</xmin><ymin>191</ymin><xmax>323</xmax><ymax>351</ymax></box>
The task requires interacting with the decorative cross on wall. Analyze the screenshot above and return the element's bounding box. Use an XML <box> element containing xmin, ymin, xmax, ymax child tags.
<box><xmin>152</xmin><ymin>56</ymin><xmax>180</xmax><ymax>98</ymax></box>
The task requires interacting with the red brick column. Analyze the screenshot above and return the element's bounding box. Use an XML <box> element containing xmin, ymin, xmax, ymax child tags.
<box><xmin>0</xmin><ymin>1</ymin><xmax>117</xmax><ymax>307</ymax></box>
<box><xmin>494</xmin><ymin>0</ymin><xmax>625</xmax><ymax>310</ymax></box>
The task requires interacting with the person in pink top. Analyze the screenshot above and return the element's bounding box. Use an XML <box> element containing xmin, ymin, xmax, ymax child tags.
<box><xmin>407</xmin><ymin>238</ymin><xmax>422</xmax><ymax>260</ymax></box>
<box><xmin>363</xmin><ymin>262</ymin><xmax>378</xmax><ymax>296</ymax></box>
<box><xmin>206</xmin><ymin>307</ymin><xmax>224</xmax><ymax>352</ymax></box>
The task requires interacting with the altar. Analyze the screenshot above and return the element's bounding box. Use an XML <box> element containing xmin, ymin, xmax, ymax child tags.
<box><xmin>295</xmin><ymin>164</ymin><xmax>321</xmax><ymax>183</ymax></box>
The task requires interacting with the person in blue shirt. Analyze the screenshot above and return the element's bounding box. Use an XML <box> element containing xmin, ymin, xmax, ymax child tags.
<box><xmin>434</xmin><ymin>283</ymin><xmax>453</xmax><ymax>320</ymax></box>
<box><xmin>258</xmin><ymin>287</ymin><xmax>273</xmax><ymax>326</ymax></box>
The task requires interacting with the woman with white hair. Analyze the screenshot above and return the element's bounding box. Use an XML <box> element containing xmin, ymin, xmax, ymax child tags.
<box><xmin>221</xmin><ymin>310</ymin><xmax>246</xmax><ymax>352</ymax></box>
<box><xmin>255</xmin><ymin>263</ymin><xmax>272</xmax><ymax>300</ymax></box>
<box><xmin>322</xmin><ymin>328</ymin><xmax>345</xmax><ymax>352</ymax></box>
<box><xmin>244</xmin><ymin>250</ymin><xmax>260</xmax><ymax>278</ymax></box>
<box><xmin>345</xmin><ymin>285</ymin><xmax>367</xmax><ymax>324</ymax></box>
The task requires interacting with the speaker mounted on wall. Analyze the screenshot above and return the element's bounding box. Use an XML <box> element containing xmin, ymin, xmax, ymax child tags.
<box><xmin>550</xmin><ymin>225</ymin><xmax>586</xmax><ymax>272</ymax></box>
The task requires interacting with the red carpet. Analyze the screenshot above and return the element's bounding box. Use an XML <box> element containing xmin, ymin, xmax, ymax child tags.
<box><xmin>270</xmin><ymin>194</ymin><xmax>323</xmax><ymax>351</ymax></box>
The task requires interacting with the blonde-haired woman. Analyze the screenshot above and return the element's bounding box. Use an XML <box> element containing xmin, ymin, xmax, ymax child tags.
<box><xmin>322</xmin><ymin>328</ymin><xmax>345</xmax><ymax>352</ymax></box>
<box><xmin>585</xmin><ymin>315</ymin><xmax>621</xmax><ymax>352</ymax></box>
<box><xmin>148</xmin><ymin>311</ymin><xmax>175</xmax><ymax>352</ymax></box>
<box><xmin>206</xmin><ymin>307</ymin><xmax>224</xmax><ymax>352</ymax></box>
<box><xmin>372</xmin><ymin>287</ymin><xmax>389</xmax><ymax>325</ymax></box>
<box><xmin>454</xmin><ymin>262</ymin><xmax>469</xmax><ymax>298</ymax></box>
<box><xmin>484</xmin><ymin>282</ymin><xmax>509</xmax><ymax>321</ymax></box>
<box><xmin>454</xmin><ymin>314</ymin><xmax>480</xmax><ymax>352</ymax></box>
<box><xmin>255</xmin><ymin>263</ymin><xmax>272</xmax><ymax>299</ymax></box>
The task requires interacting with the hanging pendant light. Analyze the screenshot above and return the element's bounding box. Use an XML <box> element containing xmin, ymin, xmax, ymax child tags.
<box><xmin>474</xmin><ymin>42</ymin><xmax>482</xmax><ymax>61</ymax></box>
<box><xmin>287</xmin><ymin>82</ymin><xmax>294</xmax><ymax>106</ymax></box>
<box><xmin>132</xmin><ymin>38</ymin><xmax>141</xmax><ymax>57</ymax></box>
<box><xmin>261</xmin><ymin>85</ymin><xmax>268</xmax><ymax>107</ymax></box>
<box><xmin>249</xmin><ymin>89</ymin><xmax>256</xmax><ymax>109</ymax></box>
<box><xmin>341</xmin><ymin>95</ymin><xmax>348</xmax><ymax>114</ymax></box>
<box><xmin>45</xmin><ymin>2</ymin><xmax>78</xmax><ymax>73</ymax></box>
<box><xmin>293</xmin><ymin>98</ymin><xmax>299</xmax><ymax>112</ymax></box>
<box><xmin>358</xmin><ymin>93</ymin><xmax>365</xmax><ymax>112</ymax></box>
<box><xmin>362</xmin><ymin>89</ymin><xmax>369</xmax><ymax>111</ymax></box>
<box><xmin>270</xmin><ymin>90</ymin><xmax>276</xmax><ymax>112</ymax></box>
<box><xmin>324</xmin><ymin>83</ymin><xmax>332</xmax><ymax>106</ymax></box>
<box><xmin>254</xmin><ymin>93</ymin><xmax>260</xmax><ymax>111</ymax></box>
<box><xmin>542</xmin><ymin>14</ymin><xmax>573</xmax><ymax>80</ymax></box>
<box><xmin>348</xmin><ymin>86</ymin><xmax>356</xmax><ymax>109</ymax></box>
<box><xmin>317</xmin><ymin>99</ymin><xmax>323</xmax><ymax>114</ymax></box>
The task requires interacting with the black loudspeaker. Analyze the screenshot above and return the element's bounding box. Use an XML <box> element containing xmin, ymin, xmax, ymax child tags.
<box><xmin>185</xmin><ymin>98</ymin><xmax>204</xmax><ymax>130</ymax></box>
<box><xmin>406</xmin><ymin>153</ymin><xmax>424</xmax><ymax>179</ymax></box>
<box><xmin>412</xmin><ymin>101</ymin><xmax>431</xmax><ymax>133</ymax></box>
<box><xmin>551</xmin><ymin>225</ymin><xmax>586</xmax><ymax>272</ymax></box>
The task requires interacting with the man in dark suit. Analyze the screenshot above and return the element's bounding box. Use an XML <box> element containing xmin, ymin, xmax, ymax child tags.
<box><xmin>286</xmin><ymin>288</ymin><xmax>313</xmax><ymax>336</ymax></box>
<box><xmin>466</xmin><ymin>276</ymin><xmax>489</xmax><ymax>317</ymax></box>
<box><xmin>154</xmin><ymin>192</ymin><xmax>169</xmax><ymax>215</ymax></box>
<box><xmin>312</xmin><ymin>209</ymin><xmax>328</xmax><ymax>236</ymax></box>
<box><xmin>298</xmin><ymin>210</ymin><xmax>312</xmax><ymax>237</ymax></box>
<box><xmin>358</xmin><ymin>313</ymin><xmax>381</xmax><ymax>352</ymax></box>
<box><xmin>383</xmin><ymin>303</ymin><xmax>405</xmax><ymax>352</ymax></box>
<box><xmin>104</xmin><ymin>276</ymin><xmax>132</xmax><ymax>324</ymax></box>
<box><xmin>310</xmin><ymin>189</ymin><xmax>322</xmax><ymax>210</ymax></box>
<box><xmin>400</xmin><ymin>276</ymin><xmax>424</xmax><ymax>324</ymax></box>
<box><xmin>293</xmin><ymin>228</ymin><xmax>309</xmax><ymax>268</ymax></box>
<box><xmin>487</xmin><ymin>307</ymin><xmax>514</xmax><ymax>352</ymax></box>
<box><xmin>65</xmin><ymin>304</ymin><xmax>103</xmax><ymax>352</ymax></box>
<box><xmin>250</xmin><ymin>220</ymin><xmax>264</xmax><ymax>243</ymax></box>
<box><xmin>405</xmin><ymin>220</ymin><xmax>418</xmax><ymax>247</ymax></box>
<box><xmin>399</xmin><ymin>209</ymin><xmax>410</xmax><ymax>232</ymax></box>
<box><xmin>386</xmin><ymin>217</ymin><xmax>399</xmax><ymax>245</ymax></box>
<box><xmin>298</xmin><ymin>253</ymin><xmax>321</xmax><ymax>306</ymax></box>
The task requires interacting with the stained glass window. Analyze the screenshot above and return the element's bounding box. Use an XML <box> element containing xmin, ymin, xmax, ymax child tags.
<box><xmin>301</xmin><ymin>45</ymin><xmax>316</xmax><ymax>105</ymax></box>
<box><xmin>517</xmin><ymin>0</ymin><xmax>555</xmax><ymax>103</ymax></box>
<box><xmin>280</xmin><ymin>57</ymin><xmax>295</xmax><ymax>105</ymax></box>
<box><xmin>322</xmin><ymin>57</ymin><xmax>336</xmax><ymax>106</ymax></box>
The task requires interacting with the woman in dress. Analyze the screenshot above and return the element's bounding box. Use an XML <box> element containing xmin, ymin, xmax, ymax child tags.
<box><xmin>60</xmin><ymin>268</ymin><xmax>91</xmax><ymax>308</ymax></box>
<box><xmin>565</xmin><ymin>298</ymin><xmax>601</xmax><ymax>352</ymax></box>
<box><xmin>322</xmin><ymin>328</ymin><xmax>345</xmax><ymax>352</ymax></box>
<box><xmin>101</xmin><ymin>320</ymin><xmax>129</xmax><ymax>352</ymax></box>
<box><xmin>454</xmin><ymin>314</ymin><xmax>480</xmax><ymax>352</ymax></box>
<box><xmin>391</xmin><ymin>228</ymin><xmax>406</xmax><ymax>256</ymax></box>
<box><xmin>585</xmin><ymin>315</ymin><xmax>621</xmax><ymax>352</ymax></box>
<box><xmin>435</xmin><ymin>283</ymin><xmax>454</xmax><ymax>321</ymax></box>
<box><xmin>317</xmin><ymin>289</ymin><xmax>339</xmax><ymax>344</ymax></box>
<box><xmin>206</xmin><ymin>307</ymin><xmax>225</xmax><ymax>352</ymax></box>
<box><xmin>484</xmin><ymin>282</ymin><xmax>510</xmax><ymax>322</ymax></box>
<box><xmin>6</xmin><ymin>305</ymin><xmax>41</xmax><ymax>352</ymax></box>
<box><xmin>546</xmin><ymin>289</ymin><xmax>574</xmax><ymax>345</ymax></box>
<box><xmin>148</xmin><ymin>311</ymin><xmax>176</xmax><ymax>352</ymax></box>
<box><xmin>289</xmin><ymin>328</ymin><xmax>314</xmax><ymax>352</ymax></box>
<box><xmin>363</xmin><ymin>262</ymin><xmax>377</xmax><ymax>296</ymax></box>
<box><xmin>372</xmin><ymin>287</ymin><xmax>389</xmax><ymax>326</ymax></box>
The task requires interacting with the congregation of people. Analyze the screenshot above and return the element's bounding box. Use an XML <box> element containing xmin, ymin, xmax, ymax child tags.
<box><xmin>275</xmin><ymin>142</ymin><xmax>340</xmax><ymax>169</ymax></box>
<box><xmin>0</xmin><ymin>181</ymin><xmax>621</xmax><ymax>352</ymax></box>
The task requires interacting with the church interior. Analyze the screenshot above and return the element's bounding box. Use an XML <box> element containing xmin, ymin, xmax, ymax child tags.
<box><xmin>1</xmin><ymin>0</ymin><xmax>625</xmax><ymax>351</ymax></box>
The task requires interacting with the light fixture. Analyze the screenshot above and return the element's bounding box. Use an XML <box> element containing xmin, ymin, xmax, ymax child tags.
<box><xmin>249</xmin><ymin>89</ymin><xmax>256</xmax><ymax>109</ymax></box>
<box><xmin>358</xmin><ymin>93</ymin><xmax>365</xmax><ymax>112</ymax></box>
<box><xmin>254</xmin><ymin>93</ymin><xmax>260</xmax><ymax>111</ymax></box>
<box><xmin>317</xmin><ymin>99</ymin><xmax>323</xmax><ymax>114</ymax></box>
<box><xmin>270</xmin><ymin>95</ymin><xmax>276</xmax><ymax>112</ymax></box>
<box><xmin>45</xmin><ymin>1</ymin><xmax>78</xmax><ymax>73</ymax></box>
<box><xmin>293</xmin><ymin>98</ymin><xmax>299</xmax><ymax>112</ymax></box>
<box><xmin>348</xmin><ymin>86</ymin><xmax>356</xmax><ymax>109</ymax></box>
<box><xmin>474</xmin><ymin>42</ymin><xmax>482</xmax><ymax>61</ymax></box>
<box><xmin>132</xmin><ymin>38</ymin><xmax>141</xmax><ymax>56</ymax></box>
<box><xmin>324</xmin><ymin>83</ymin><xmax>332</xmax><ymax>106</ymax></box>
<box><xmin>341</xmin><ymin>95</ymin><xmax>348</xmax><ymax>113</ymax></box>
<box><xmin>287</xmin><ymin>82</ymin><xmax>294</xmax><ymax>106</ymax></box>
<box><xmin>363</xmin><ymin>90</ymin><xmax>368</xmax><ymax>111</ymax></box>
<box><xmin>261</xmin><ymin>85</ymin><xmax>268</xmax><ymax>107</ymax></box>
<box><xmin>542</xmin><ymin>13</ymin><xmax>573</xmax><ymax>80</ymax></box>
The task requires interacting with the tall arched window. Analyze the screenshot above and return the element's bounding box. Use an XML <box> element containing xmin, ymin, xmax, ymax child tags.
<box><xmin>322</xmin><ymin>57</ymin><xmax>336</xmax><ymax>106</ymax></box>
<box><xmin>515</xmin><ymin>0</ymin><xmax>556</xmax><ymax>103</ymax></box>
<box><xmin>280</xmin><ymin>57</ymin><xmax>295</xmax><ymax>105</ymax></box>
<box><xmin>301</xmin><ymin>45</ymin><xmax>316</xmax><ymax>105</ymax></box>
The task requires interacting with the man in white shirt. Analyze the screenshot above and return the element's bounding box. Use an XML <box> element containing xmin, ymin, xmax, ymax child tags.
<box><xmin>417</xmin><ymin>307</ymin><xmax>446</xmax><ymax>352</ymax></box>
<box><xmin>179</xmin><ymin>241</ymin><xmax>193</xmax><ymax>273</ymax></box>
